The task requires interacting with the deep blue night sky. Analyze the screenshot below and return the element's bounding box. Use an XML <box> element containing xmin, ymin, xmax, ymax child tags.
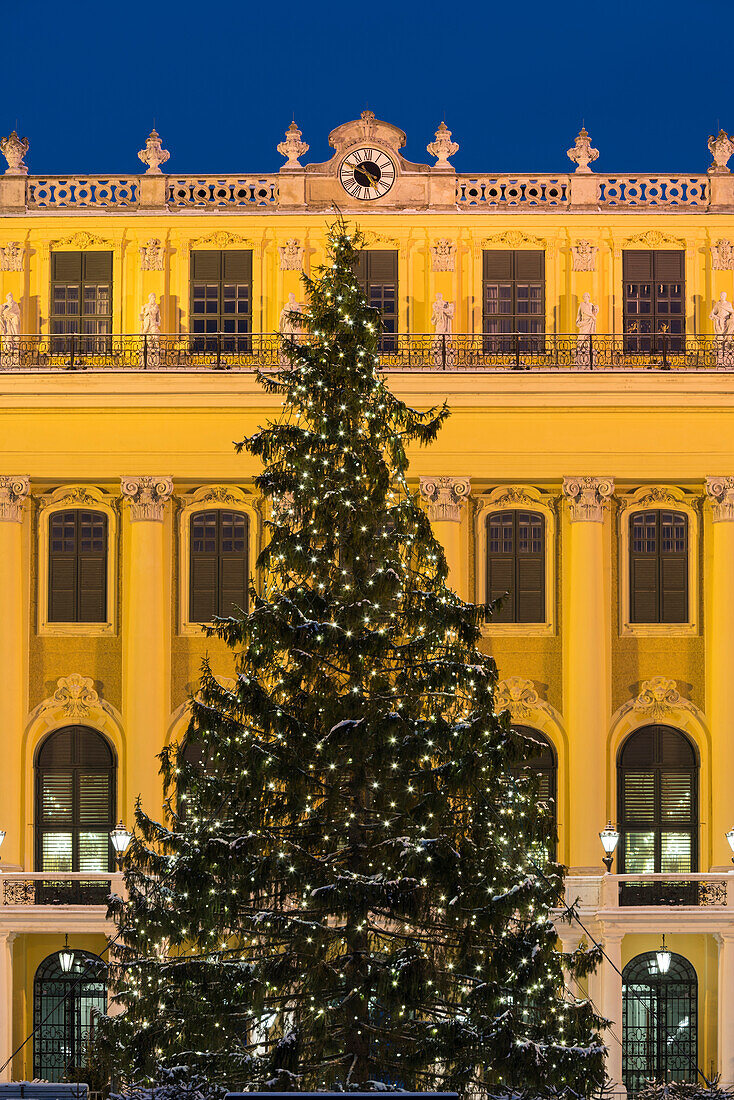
<box><xmin>0</xmin><ymin>0</ymin><xmax>727</xmax><ymax>177</ymax></box>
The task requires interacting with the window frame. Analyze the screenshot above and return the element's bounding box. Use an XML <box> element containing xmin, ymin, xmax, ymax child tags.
<box><xmin>475</xmin><ymin>486</ymin><xmax>555</xmax><ymax>636</ymax></box>
<box><xmin>618</xmin><ymin>487</ymin><xmax>698</xmax><ymax>637</ymax></box>
<box><xmin>189</xmin><ymin>249</ymin><xmax>253</xmax><ymax>349</ymax></box>
<box><xmin>37</xmin><ymin>487</ymin><xmax>118</xmax><ymax>636</ymax></box>
<box><xmin>178</xmin><ymin>486</ymin><xmax>260</xmax><ymax>635</ymax></box>
<box><xmin>49</xmin><ymin>250</ymin><xmax>114</xmax><ymax>354</ymax></box>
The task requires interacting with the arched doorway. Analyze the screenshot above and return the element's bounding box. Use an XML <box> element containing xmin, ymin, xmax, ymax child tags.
<box><xmin>34</xmin><ymin>949</ymin><xmax>107</xmax><ymax>1081</ymax></box>
<box><xmin>623</xmin><ymin>950</ymin><xmax>697</xmax><ymax>1093</ymax></box>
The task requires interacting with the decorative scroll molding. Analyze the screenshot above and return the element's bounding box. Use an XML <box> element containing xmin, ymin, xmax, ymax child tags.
<box><xmin>40</xmin><ymin>484</ymin><xmax>115</xmax><ymax>511</ymax></box>
<box><xmin>139</xmin><ymin>238</ymin><xmax>165</xmax><ymax>271</ymax></box>
<box><xmin>31</xmin><ymin>673</ymin><xmax>120</xmax><ymax>733</ymax></box>
<box><xmin>419</xmin><ymin>476</ymin><xmax>471</xmax><ymax>522</ymax></box>
<box><xmin>705</xmin><ymin>477</ymin><xmax>734</xmax><ymax>522</ymax></box>
<box><xmin>51</xmin><ymin>231</ymin><xmax>114</xmax><ymax>249</ymax></box>
<box><xmin>484</xmin><ymin>484</ymin><xmax>556</xmax><ymax>514</ymax></box>
<box><xmin>562</xmin><ymin>476</ymin><xmax>614</xmax><ymax>522</ymax></box>
<box><xmin>711</xmin><ymin>239</ymin><xmax>734</xmax><ymax>271</ymax></box>
<box><xmin>621</xmin><ymin>677</ymin><xmax>695</xmax><ymax>722</ymax></box>
<box><xmin>49</xmin><ymin>674</ymin><xmax>100</xmax><ymax>720</ymax></box>
<box><xmin>191</xmin><ymin>230</ymin><xmax>253</xmax><ymax>250</ymax></box>
<box><xmin>431</xmin><ymin>239</ymin><xmax>456</xmax><ymax>271</ymax></box>
<box><xmin>621</xmin><ymin>229</ymin><xmax>686</xmax><ymax>250</ymax></box>
<box><xmin>278</xmin><ymin>239</ymin><xmax>303</xmax><ymax>270</ymax></box>
<box><xmin>621</xmin><ymin>484</ymin><xmax>694</xmax><ymax>511</ymax></box>
<box><xmin>478</xmin><ymin>229</ymin><xmax>555</xmax><ymax>259</ymax></box>
<box><xmin>120</xmin><ymin>476</ymin><xmax>174</xmax><ymax>521</ymax></box>
<box><xmin>571</xmin><ymin>239</ymin><xmax>597</xmax><ymax>271</ymax></box>
<box><xmin>0</xmin><ymin>475</ymin><xmax>30</xmax><ymax>522</ymax></box>
<box><xmin>361</xmin><ymin>230</ymin><xmax>401</xmax><ymax>250</ymax></box>
<box><xmin>495</xmin><ymin>677</ymin><xmax>549</xmax><ymax>721</ymax></box>
<box><xmin>183</xmin><ymin>484</ymin><xmax>249</xmax><ymax>507</ymax></box>
<box><xmin>0</xmin><ymin>242</ymin><xmax>23</xmax><ymax>271</ymax></box>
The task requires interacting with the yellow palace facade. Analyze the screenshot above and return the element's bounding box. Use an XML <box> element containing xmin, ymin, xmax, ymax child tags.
<box><xmin>2</xmin><ymin>111</ymin><xmax>734</xmax><ymax>1092</ymax></box>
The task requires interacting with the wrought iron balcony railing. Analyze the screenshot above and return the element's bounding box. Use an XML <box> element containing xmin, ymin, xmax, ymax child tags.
<box><xmin>1</xmin><ymin>333</ymin><xmax>734</xmax><ymax>372</ymax></box>
<box><xmin>0</xmin><ymin>871</ymin><xmax>124</xmax><ymax>906</ymax></box>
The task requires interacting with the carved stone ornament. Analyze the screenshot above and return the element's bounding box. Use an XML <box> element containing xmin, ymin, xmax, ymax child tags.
<box><xmin>427</xmin><ymin>122</ymin><xmax>459</xmax><ymax>169</ymax></box>
<box><xmin>277</xmin><ymin>121</ymin><xmax>309</xmax><ymax>168</ymax></box>
<box><xmin>572</xmin><ymin>240</ymin><xmax>597</xmax><ymax>272</ymax></box>
<box><xmin>431</xmin><ymin>239</ymin><xmax>456</xmax><ymax>272</ymax></box>
<box><xmin>120</xmin><ymin>476</ymin><xmax>174</xmax><ymax>521</ymax></box>
<box><xmin>566</xmin><ymin>127</ymin><xmax>599</xmax><ymax>174</ymax></box>
<box><xmin>711</xmin><ymin>239</ymin><xmax>734</xmax><ymax>271</ymax></box>
<box><xmin>0</xmin><ymin>475</ymin><xmax>30</xmax><ymax>522</ymax></box>
<box><xmin>708</xmin><ymin>129</ymin><xmax>734</xmax><ymax>175</ymax></box>
<box><xmin>139</xmin><ymin>238</ymin><xmax>164</xmax><ymax>271</ymax></box>
<box><xmin>193</xmin><ymin>230</ymin><xmax>252</xmax><ymax>250</ymax></box>
<box><xmin>495</xmin><ymin>677</ymin><xmax>544</xmax><ymax>721</ymax></box>
<box><xmin>52</xmin><ymin>231</ymin><xmax>113</xmax><ymax>250</ymax></box>
<box><xmin>419</xmin><ymin>476</ymin><xmax>471</xmax><ymax>522</ymax></box>
<box><xmin>279</xmin><ymin>239</ymin><xmax>303</xmax><ymax>270</ymax></box>
<box><xmin>621</xmin><ymin>230</ymin><xmax>686</xmax><ymax>251</ymax></box>
<box><xmin>630</xmin><ymin>677</ymin><xmax>692</xmax><ymax>722</ymax></box>
<box><xmin>0</xmin><ymin>131</ymin><xmax>29</xmax><ymax>175</ymax></box>
<box><xmin>0</xmin><ymin>242</ymin><xmax>24</xmax><ymax>271</ymax></box>
<box><xmin>562</xmin><ymin>476</ymin><xmax>614</xmax><ymax>522</ymax></box>
<box><xmin>186</xmin><ymin>484</ymin><xmax>248</xmax><ymax>507</ymax></box>
<box><xmin>138</xmin><ymin>128</ymin><xmax>170</xmax><ymax>174</ymax></box>
<box><xmin>706</xmin><ymin>476</ymin><xmax>734</xmax><ymax>522</ymax></box>
<box><xmin>41</xmin><ymin>484</ymin><xmax>110</xmax><ymax>511</ymax></box>
<box><xmin>50</xmin><ymin>674</ymin><xmax>100</xmax><ymax>720</ymax></box>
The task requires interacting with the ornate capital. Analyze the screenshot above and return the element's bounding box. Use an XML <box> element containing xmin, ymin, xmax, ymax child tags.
<box><xmin>0</xmin><ymin>475</ymin><xmax>30</xmax><ymax>522</ymax></box>
<box><xmin>121</xmin><ymin>476</ymin><xmax>173</xmax><ymax>521</ymax></box>
<box><xmin>0</xmin><ymin>242</ymin><xmax>24</xmax><ymax>271</ymax></box>
<box><xmin>705</xmin><ymin>476</ymin><xmax>734</xmax><ymax>522</ymax></box>
<box><xmin>563</xmin><ymin>476</ymin><xmax>614</xmax><ymax>522</ymax></box>
<box><xmin>278</xmin><ymin>239</ymin><xmax>303</xmax><ymax>270</ymax></box>
<box><xmin>50</xmin><ymin>674</ymin><xmax>100</xmax><ymax>720</ymax></box>
<box><xmin>419</xmin><ymin>476</ymin><xmax>471</xmax><ymax>522</ymax></box>
<box><xmin>139</xmin><ymin>238</ymin><xmax>164</xmax><ymax>271</ymax></box>
<box><xmin>431</xmin><ymin>239</ymin><xmax>456</xmax><ymax>272</ymax></box>
<box><xmin>495</xmin><ymin>677</ymin><xmax>543</xmax><ymax>721</ymax></box>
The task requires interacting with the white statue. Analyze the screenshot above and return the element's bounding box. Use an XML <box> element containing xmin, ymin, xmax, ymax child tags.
<box><xmin>710</xmin><ymin>292</ymin><xmax>734</xmax><ymax>368</ymax></box>
<box><xmin>279</xmin><ymin>292</ymin><xmax>305</xmax><ymax>337</ymax></box>
<box><xmin>576</xmin><ymin>292</ymin><xmax>599</xmax><ymax>335</ymax></box>
<box><xmin>0</xmin><ymin>292</ymin><xmax>21</xmax><ymax>367</ymax></box>
<box><xmin>140</xmin><ymin>292</ymin><xmax>161</xmax><ymax>334</ymax></box>
<box><xmin>431</xmin><ymin>292</ymin><xmax>455</xmax><ymax>335</ymax></box>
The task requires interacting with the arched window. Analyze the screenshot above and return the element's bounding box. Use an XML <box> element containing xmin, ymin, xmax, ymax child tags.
<box><xmin>629</xmin><ymin>510</ymin><xmax>688</xmax><ymax>623</ymax></box>
<box><xmin>486</xmin><ymin>510</ymin><xmax>545</xmax><ymax>623</ymax></box>
<box><xmin>189</xmin><ymin>509</ymin><xmax>249</xmax><ymax>623</ymax></box>
<box><xmin>618</xmin><ymin>724</ymin><xmax>698</xmax><ymax>904</ymax></box>
<box><xmin>36</xmin><ymin>726</ymin><xmax>115</xmax><ymax>903</ymax></box>
<box><xmin>48</xmin><ymin>509</ymin><xmax>108</xmax><ymax>623</ymax></box>
<box><xmin>34</xmin><ymin>949</ymin><xmax>107</xmax><ymax>1082</ymax></box>
<box><xmin>623</xmin><ymin>950</ymin><xmax>697</xmax><ymax>1093</ymax></box>
<box><xmin>511</xmin><ymin>726</ymin><xmax>557</xmax><ymax>858</ymax></box>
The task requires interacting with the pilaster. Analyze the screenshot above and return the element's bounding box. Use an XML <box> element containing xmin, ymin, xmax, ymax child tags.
<box><xmin>0</xmin><ymin>478</ymin><xmax>29</xmax><ymax>870</ymax></box>
<box><xmin>121</xmin><ymin>476</ymin><xmax>173</xmax><ymax>818</ymax></box>
<box><xmin>0</xmin><ymin>932</ymin><xmax>16</xmax><ymax>1082</ymax></box>
<box><xmin>598</xmin><ymin>929</ymin><xmax>624</xmax><ymax>1093</ymax></box>
<box><xmin>419</xmin><ymin>476</ymin><xmax>471</xmax><ymax>597</ymax></box>
<box><xmin>716</xmin><ymin>931</ymin><xmax>734</xmax><ymax>1084</ymax></box>
<box><xmin>562</xmin><ymin>477</ymin><xmax>614</xmax><ymax>871</ymax></box>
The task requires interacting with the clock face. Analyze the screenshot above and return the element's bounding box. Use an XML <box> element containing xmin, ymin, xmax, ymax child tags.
<box><xmin>339</xmin><ymin>147</ymin><xmax>396</xmax><ymax>200</ymax></box>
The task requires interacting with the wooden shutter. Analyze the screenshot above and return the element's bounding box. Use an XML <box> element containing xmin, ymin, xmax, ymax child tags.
<box><xmin>218</xmin><ymin>511</ymin><xmax>248</xmax><ymax>617</ymax></box>
<box><xmin>516</xmin><ymin>512</ymin><xmax>545</xmax><ymax>623</ymax></box>
<box><xmin>49</xmin><ymin>511</ymin><xmax>78</xmax><ymax>623</ymax></box>
<box><xmin>514</xmin><ymin>251</ymin><xmax>544</xmax><ymax>280</ymax></box>
<box><xmin>660</xmin><ymin>554</ymin><xmax>687</xmax><ymax>622</ymax></box>
<box><xmin>82</xmin><ymin>252</ymin><xmax>112</xmax><ymax>281</ymax></box>
<box><xmin>483</xmin><ymin>251</ymin><xmax>513</xmax><ymax>280</ymax></box>
<box><xmin>629</xmin><ymin>512</ymin><xmax>659</xmax><ymax>623</ymax></box>
<box><xmin>77</xmin><ymin>512</ymin><xmax>107</xmax><ymax>623</ymax></box>
<box><xmin>623</xmin><ymin>251</ymin><xmax>654</xmax><ymax>281</ymax></box>
<box><xmin>52</xmin><ymin>252</ymin><xmax>83</xmax><ymax>281</ymax></box>
<box><xmin>654</xmin><ymin>251</ymin><xmax>685</xmax><ymax>282</ymax></box>
<box><xmin>191</xmin><ymin>251</ymin><xmax>221</xmax><ymax>280</ymax></box>
<box><xmin>367</xmin><ymin>251</ymin><xmax>397</xmax><ymax>284</ymax></box>
<box><xmin>486</xmin><ymin>512</ymin><xmax>515</xmax><ymax>621</ymax></box>
<box><xmin>190</xmin><ymin>511</ymin><xmax>219</xmax><ymax>623</ymax></box>
<box><xmin>223</xmin><ymin>250</ymin><xmax>252</xmax><ymax>282</ymax></box>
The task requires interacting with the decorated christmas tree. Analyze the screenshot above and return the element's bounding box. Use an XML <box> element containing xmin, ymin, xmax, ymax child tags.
<box><xmin>99</xmin><ymin>221</ymin><xmax>606</xmax><ymax>1097</ymax></box>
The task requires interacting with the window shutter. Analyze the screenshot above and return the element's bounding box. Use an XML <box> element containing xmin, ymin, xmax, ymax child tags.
<box><xmin>367</xmin><ymin>251</ymin><xmax>398</xmax><ymax>284</ymax></box>
<box><xmin>517</xmin><ymin>554</ymin><xmax>544</xmax><ymax>623</ymax></box>
<box><xmin>82</xmin><ymin>252</ymin><xmax>112</xmax><ymax>281</ymax></box>
<box><xmin>623</xmin><ymin>251</ymin><xmax>654</xmax><ymax>280</ymax></box>
<box><xmin>77</xmin><ymin>513</ymin><xmax>108</xmax><ymax>624</ymax></box>
<box><xmin>191</xmin><ymin>251</ymin><xmax>221</xmax><ymax>280</ymax></box>
<box><xmin>353</xmin><ymin>252</ymin><xmax>369</xmax><ymax>290</ymax></box>
<box><xmin>41</xmin><ymin>773</ymin><xmax>74</xmax><ymax>822</ymax></box>
<box><xmin>654</xmin><ymin>251</ymin><xmax>685</xmax><ymax>281</ymax></box>
<box><xmin>630</xmin><ymin>555</ymin><xmax>658</xmax><ymax>623</ymax></box>
<box><xmin>190</xmin><ymin>552</ymin><xmax>219</xmax><ymax>623</ymax></box>
<box><xmin>219</xmin><ymin>551</ymin><xmax>248</xmax><ymax>617</ymax></box>
<box><xmin>487</xmin><ymin>556</ymin><xmax>515</xmax><ymax>621</ymax></box>
<box><xmin>483</xmin><ymin>250</ymin><xmax>513</xmax><ymax>280</ymax></box>
<box><xmin>514</xmin><ymin>251</ymin><xmax>544</xmax><ymax>280</ymax></box>
<box><xmin>52</xmin><ymin>252</ymin><xmax>83</xmax><ymax>281</ymax></box>
<box><xmin>660</xmin><ymin>554</ymin><xmax>688</xmax><ymax>623</ymax></box>
<box><xmin>622</xmin><ymin>771</ymin><xmax>655</xmax><ymax>822</ymax></box>
<box><xmin>49</xmin><ymin>555</ymin><xmax>77</xmax><ymax>622</ymax></box>
<box><xmin>223</xmin><ymin>250</ymin><xmax>252</xmax><ymax>281</ymax></box>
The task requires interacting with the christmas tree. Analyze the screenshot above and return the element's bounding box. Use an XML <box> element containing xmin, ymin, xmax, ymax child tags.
<box><xmin>99</xmin><ymin>221</ymin><xmax>606</xmax><ymax>1097</ymax></box>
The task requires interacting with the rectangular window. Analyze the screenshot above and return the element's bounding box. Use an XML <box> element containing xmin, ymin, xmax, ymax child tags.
<box><xmin>190</xmin><ymin>250</ymin><xmax>252</xmax><ymax>352</ymax></box>
<box><xmin>190</xmin><ymin>510</ymin><xmax>249</xmax><ymax>623</ymax></box>
<box><xmin>48</xmin><ymin>510</ymin><xmax>108</xmax><ymax>623</ymax></box>
<box><xmin>629</xmin><ymin>510</ymin><xmax>688</xmax><ymax>624</ymax></box>
<box><xmin>486</xmin><ymin>510</ymin><xmax>545</xmax><ymax>624</ymax></box>
<box><xmin>623</xmin><ymin>250</ymin><xmax>685</xmax><ymax>353</ymax></box>
<box><xmin>51</xmin><ymin>252</ymin><xmax>113</xmax><ymax>354</ymax></box>
<box><xmin>482</xmin><ymin>250</ymin><xmax>545</xmax><ymax>352</ymax></box>
<box><xmin>353</xmin><ymin>251</ymin><xmax>398</xmax><ymax>352</ymax></box>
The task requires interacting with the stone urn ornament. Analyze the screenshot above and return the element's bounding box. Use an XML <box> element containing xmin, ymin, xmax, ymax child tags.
<box><xmin>277</xmin><ymin>121</ymin><xmax>309</xmax><ymax>168</ymax></box>
<box><xmin>566</xmin><ymin>127</ymin><xmax>599</xmax><ymax>173</ymax></box>
<box><xmin>138</xmin><ymin>128</ymin><xmax>170</xmax><ymax>174</ymax></box>
<box><xmin>708</xmin><ymin>129</ymin><xmax>734</xmax><ymax>174</ymax></box>
<box><xmin>0</xmin><ymin>131</ymin><xmax>29</xmax><ymax>175</ymax></box>
<box><xmin>427</xmin><ymin>121</ymin><xmax>459</xmax><ymax>168</ymax></box>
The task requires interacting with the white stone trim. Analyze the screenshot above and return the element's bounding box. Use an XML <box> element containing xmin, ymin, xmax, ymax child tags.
<box><xmin>37</xmin><ymin>485</ymin><xmax>118</xmax><ymax>637</ymax></box>
<box><xmin>617</xmin><ymin>485</ymin><xmax>700</xmax><ymax>637</ymax></box>
<box><xmin>419</xmin><ymin>475</ymin><xmax>471</xmax><ymax>522</ymax></box>
<box><xmin>474</xmin><ymin>485</ymin><xmax>556</xmax><ymax>636</ymax></box>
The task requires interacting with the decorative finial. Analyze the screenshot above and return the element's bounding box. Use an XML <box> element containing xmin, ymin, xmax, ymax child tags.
<box><xmin>708</xmin><ymin>128</ymin><xmax>734</xmax><ymax>175</ymax></box>
<box><xmin>566</xmin><ymin>126</ymin><xmax>599</xmax><ymax>174</ymax></box>
<box><xmin>137</xmin><ymin>128</ymin><xmax>170</xmax><ymax>174</ymax></box>
<box><xmin>427</xmin><ymin>121</ymin><xmax>459</xmax><ymax>169</ymax></box>
<box><xmin>277</xmin><ymin>121</ymin><xmax>309</xmax><ymax>168</ymax></box>
<box><xmin>0</xmin><ymin>131</ymin><xmax>29</xmax><ymax>175</ymax></box>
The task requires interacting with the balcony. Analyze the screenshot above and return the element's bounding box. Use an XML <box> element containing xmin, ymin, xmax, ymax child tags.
<box><xmin>0</xmin><ymin>872</ymin><xmax>123</xmax><ymax>935</ymax></box>
<box><xmin>1</xmin><ymin>333</ymin><xmax>733</xmax><ymax>372</ymax></box>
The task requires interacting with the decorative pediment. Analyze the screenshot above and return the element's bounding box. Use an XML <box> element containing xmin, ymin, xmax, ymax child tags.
<box><xmin>621</xmin><ymin>230</ymin><xmax>686</xmax><ymax>250</ymax></box>
<box><xmin>40</xmin><ymin>484</ymin><xmax>115</xmax><ymax>511</ymax></box>
<box><xmin>183</xmin><ymin>484</ymin><xmax>250</xmax><ymax>507</ymax></box>
<box><xmin>622</xmin><ymin>677</ymin><xmax>695</xmax><ymax>722</ymax></box>
<box><xmin>495</xmin><ymin>677</ymin><xmax>550</xmax><ymax>722</ymax></box>
<box><xmin>191</xmin><ymin>231</ymin><xmax>254</xmax><ymax>250</ymax></box>
<box><xmin>51</xmin><ymin>231</ymin><xmax>115</xmax><ymax>249</ymax></box>
<box><xmin>361</xmin><ymin>230</ymin><xmax>401</xmax><ymax>250</ymax></box>
<box><xmin>483</xmin><ymin>484</ymin><xmax>555</xmax><ymax>512</ymax></box>
<box><xmin>34</xmin><ymin>673</ymin><xmax>116</xmax><ymax>723</ymax></box>
<box><xmin>477</xmin><ymin>230</ymin><xmax>554</xmax><ymax>259</ymax></box>
<box><xmin>618</xmin><ymin>484</ymin><xmax>697</xmax><ymax>515</ymax></box>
